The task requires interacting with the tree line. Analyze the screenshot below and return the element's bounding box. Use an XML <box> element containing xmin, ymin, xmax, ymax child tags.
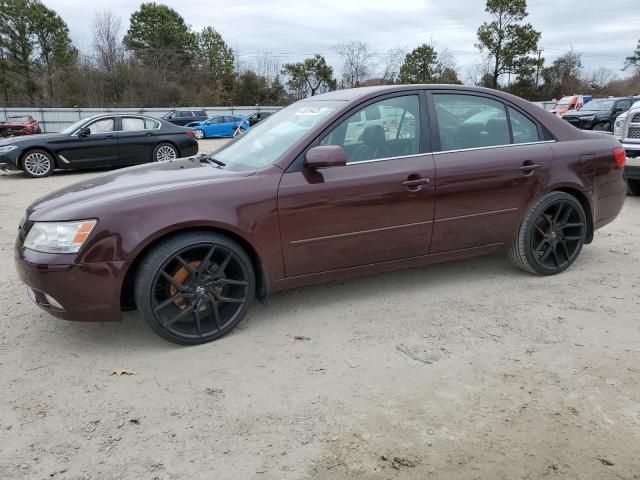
<box><xmin>0</xmin><ymin>0</ymin><xmax>638</xmax><ymax>108</ymax></box>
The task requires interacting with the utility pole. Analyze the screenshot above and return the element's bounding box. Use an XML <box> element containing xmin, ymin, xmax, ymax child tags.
<box><xmin>535</xmin><ymin>48</ymin><xmax>543</xmax><ymax>88</ymax></box>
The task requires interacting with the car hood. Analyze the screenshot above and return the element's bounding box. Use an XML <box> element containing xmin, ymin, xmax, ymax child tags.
<box><xmin>564</xmin><ymin>110</ymin><xmax>607</xmax><ymax>118</ymax></box>
<box><xmin>27</xmin><ymin>158</ymin><xmax>254</xmax><ymax>220</ymax></box>
<box><xmin>1</xmin><ymin>121</ymin><xmax>33</xmax><ymax>126</ymax></box>
<box><xmin>0</xmin><ymin>133</ymin><xmax>65</xmax><ymax>145</ymax></box>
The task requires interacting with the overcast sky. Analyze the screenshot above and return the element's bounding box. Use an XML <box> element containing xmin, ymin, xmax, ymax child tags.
<box><xmin>47</xmin><ymin>0</ymin><xmax>640</xmax><ymax>81</ymax></box>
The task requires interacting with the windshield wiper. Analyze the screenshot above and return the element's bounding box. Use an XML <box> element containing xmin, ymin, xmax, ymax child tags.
<box><xmin>192</xmin><ymin>153</ymin><xmax>226</xmax><ymax>168</ymax></box>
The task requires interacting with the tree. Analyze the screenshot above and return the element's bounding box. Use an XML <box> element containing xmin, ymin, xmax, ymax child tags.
<box><xmin>92</xmin><ymin>10</ymin><xmax>126</xmax><ymax>101</ymax></box>
<box><xmin>335</xmin><ymin>40</ymin><xmax>373</xmax><ymax>88</ymax></box>
<box><xmin>0</xmin><ymin>0</ymin><xmax>39</xmax><ymax>101</ymax></box>
<box><xmin>476</xmin><ymin>0</ymin><xmax>541</xmax><ymax>89</ymax></box>
<box><xmin>282</xmin><ymin>54</ymin><xmax>336</xmax><ymax>98</ymax></box>
<box><xmin>584</xmin><ymin>67</ymin><xmax>617</xmax><ymax>93</ymax></box>
<box><xmin>30</xmin><ymin>1</ymin><xmax>76</xmax><ymax>101</ymax></box>
<box><xmin>398</xmin><ymin>43</ymin><xmax>461</xmax><ymax>84</ymax></box>
<box><xmin>196</xmin><ymin>27</ymin><xmax>234</xmax><ymax>81</ymax></box>
<box><xmin>380</xmin><ymin>47</ymin><xmax>407</xmax><ymax>83</ymax></box>
<box><xmin>624</xmin><ymin>39</ymin><xmax>640</xmax><ymax>75</ymax></box>
<box><xmin>541</xmin><ymin>49</ymin><xmax>583</xmax><ymax>99</ymax></box>
<box><xmin>0</xmin><ymin>0</ymin><xmax>75</xmax><ymax>103</ymax></box>
<box><xmin>123</xmin><ymin>3</ymin><xmax>195</xmax><ymax>80</ymax></box>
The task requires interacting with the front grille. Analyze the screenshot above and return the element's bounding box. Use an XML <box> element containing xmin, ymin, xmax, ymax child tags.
<box><xmin>628</xmin><ymin>127</ymin><xmax>640</xmax><ymax>139</ymax></box>
<box><xmin>632</xmin><ymin>113</ymin><xmax>640</xmax><ymax>122</ymax></box>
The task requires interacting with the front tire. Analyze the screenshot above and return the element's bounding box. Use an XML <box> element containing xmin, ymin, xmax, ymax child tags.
<box><xmin>134</xmin><ymin>231</ymin><xmax>256</xmax><ymax>345</ymax></box>
<box><xmin>509</xmin><ymin>192</ymin><xmax>587</xmax><ymax>275</ymax></box>
<box><xmin>627</xmin><ymin>179</ymin><xmax>640</xmax><ymax>196</ymax></box>
<box><xmin>153</xmin><ymin>143</ymin><xmax>178</xmax><ymax>162</ymax></box>
<box><xmin>593</xmin><ymin>122</ymin><xmax>611</xmax><ymax>132</ymax></box>
<box><xmin>21</xmin><ymin>149</ymin><xmax>54</xmax><ymax>178</ymax></box>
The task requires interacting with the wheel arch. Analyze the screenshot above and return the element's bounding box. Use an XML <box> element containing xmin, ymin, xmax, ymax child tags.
<box><xmin>120</xmin><ymin>225</ymin><xmax>268</xmax><ymax>311</ymax></box>
<box><xmin>553</xmin><ymin>186</ymin><xmax>594</xmax><ymax>244</ymax></box>
<box><xmin>515</xmin><ymin>184</ymin><xmax>595</xmax><ymax>245</ymax></box>
<box><xmin>154</xmin><ymin>140</ymin><xmax>181</xmax><ymax>158</ymax></box>
<box><xmin>18</xmin><ymin>146</ymin><xmax>58</xmax><ymax>169</ymax></box>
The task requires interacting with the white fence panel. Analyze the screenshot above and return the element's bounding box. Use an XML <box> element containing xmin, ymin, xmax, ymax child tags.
<box><xmin>0</xmin><ymin>106</ymin><xmax>281</xmax><ymax>133</ymax></box>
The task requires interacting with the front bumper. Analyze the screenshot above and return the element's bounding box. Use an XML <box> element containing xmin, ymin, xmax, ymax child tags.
<box><xmin>564</xmin><ymin>116</ymin><xmax>594</xmax><ymax>130</ymax></box>
<box><xmin>0</xmin><ymin>151</ymin><xmax>21</xmax><ymax>170</ymax></box>
<box><xmin>15</xmin><ymin>244</ymin><xmax>131</xmax><ymax>322</ymax></box>
<box><xmin>622</xmin><ymin>141</ymin><xmax>640</xmax><ymax>182</ymax></box>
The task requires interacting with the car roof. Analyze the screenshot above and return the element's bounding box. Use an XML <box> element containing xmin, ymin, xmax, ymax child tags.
<box><xmin>305</xmin><ymin>84</ymin><xmax>542</xmax><ymax>104</ymax></box>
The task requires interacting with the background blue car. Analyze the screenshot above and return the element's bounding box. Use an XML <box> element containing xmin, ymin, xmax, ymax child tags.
<box><xmin>185</xmin><ymin>115</ymin><xmax>249</xmax><ymax>139</ymax></box>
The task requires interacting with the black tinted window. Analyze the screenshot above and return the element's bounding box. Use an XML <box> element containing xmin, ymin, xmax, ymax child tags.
<box><xmin>194</xmin><ymin>110</ymin><xmax>207</xmax><ymax>117</ymax></box>
<box><xmin>617</xmin><ymin>100</ymin><xmax>631</xmax><ymax>111</ymax></box>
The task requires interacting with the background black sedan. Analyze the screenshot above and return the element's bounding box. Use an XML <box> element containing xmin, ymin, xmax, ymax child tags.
<box><xmin>0</xmin><ymin>114</ymin><xmax>198</xmax><ymax>178</ymax></box>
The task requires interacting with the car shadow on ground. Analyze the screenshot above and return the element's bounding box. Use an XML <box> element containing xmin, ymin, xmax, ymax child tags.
<box><xmin>39</xmin><ymin>252</ymin><xmax>527</xmax><ymax>352</ymax></box>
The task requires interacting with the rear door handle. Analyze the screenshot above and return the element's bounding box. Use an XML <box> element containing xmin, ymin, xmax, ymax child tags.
<box><xmin>519</xmin><ymin>163</ymin><xmax>541</xmax><ymax>172</ymax></box>
<box><xmin>401</xmin><ymin>178</ymin><xmax>430</xmax><ymax>187</ymax></box>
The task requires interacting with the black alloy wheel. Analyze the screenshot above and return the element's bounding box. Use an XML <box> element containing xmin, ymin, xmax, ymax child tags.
<box><xmin>135</xmin><ymin>232</ymin><xmax>255</xmax><ymax>345</ymax></box>
<box><xmin>509</xmin><ymin>192</ymin><xmax>587</xmax><ymax>275</ymax></box>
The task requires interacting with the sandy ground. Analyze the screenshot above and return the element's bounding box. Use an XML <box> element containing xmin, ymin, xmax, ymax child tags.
<box><xmin>1</xmin><ymin>140</ymin><xmax>639</xmax><ymax>479</ymax></box>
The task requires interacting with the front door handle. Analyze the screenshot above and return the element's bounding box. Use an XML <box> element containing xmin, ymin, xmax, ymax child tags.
<box><xmin>401</xmin><ymin>177</ymin><xmax>431</xmax><ymax>187</ymax></box>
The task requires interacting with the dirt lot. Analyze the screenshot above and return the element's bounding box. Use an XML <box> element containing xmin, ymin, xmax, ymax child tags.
<box><xmin>1</xmin><ymin>140</ymin><xmax>639</xmax><ymax>479</ymax></box>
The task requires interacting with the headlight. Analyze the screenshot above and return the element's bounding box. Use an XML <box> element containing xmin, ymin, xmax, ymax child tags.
<box><xmin>0</xmin><ymin>145</ymin><xmax>18</xmax><ymax>154</ymax></box>
<box><xmin>23</xmin><ymin>220</ymin><xmax>97</xmax><ymax>253</ymax></box>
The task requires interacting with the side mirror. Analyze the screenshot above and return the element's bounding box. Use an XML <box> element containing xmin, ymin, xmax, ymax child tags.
<box><xmin>78</xmin><ymin>127</ymin><xmax>90</xmax><ymax>137</ymax></box>
<box><xmin>304</xmin><ymin>145</ymin><xmax>347</xmax><ymax>169</ymax></box>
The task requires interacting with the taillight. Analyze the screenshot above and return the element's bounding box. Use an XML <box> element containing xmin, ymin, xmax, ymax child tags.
<box><xmin>612</xmin><ymin>147</ymin><xmax>625</xmax><ymax>169</ymax></box>
<box><xmin>185</xmin><ymin>129</ymin><xmax>195</xmax><ymax>138</ymax></box>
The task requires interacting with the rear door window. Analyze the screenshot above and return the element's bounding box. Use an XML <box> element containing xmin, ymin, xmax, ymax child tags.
<box><xmin>144</xmin><ymin>118</ymin><xmax>160</xmax><ymax>129</ymax></box>
<box><xmin>433</xmin><ymin>94</ymin><xmax>509</xmax><ymax>150</ymax></box>
<box><xmin>122</xmin><ymin>117</ymin><xmax>145</xmax><ymax>131</ymax></box>
<box><xmin>508</xmin><ymin>107</ymin><xmax>540</xmax><ymax>144</ymax></box>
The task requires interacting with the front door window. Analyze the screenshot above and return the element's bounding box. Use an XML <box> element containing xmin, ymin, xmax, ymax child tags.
<box><xmin>320</xmin><ymin>95</ymin><xmax>421</xmax><ymax>163</ymax></box>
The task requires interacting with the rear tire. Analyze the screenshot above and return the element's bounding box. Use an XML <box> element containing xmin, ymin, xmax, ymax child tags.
<box><xmin>153</xmin><ymin>142</ymin><xmax>178</xmax><ymax>162</ymax></box>
<box><xmin>627</xmin><ymin>179</ymin><xmax>640</xmax><ymax>196</ymax></box>
<box><xmin>134</xmin><ymin>231</ymin><xmax>256</xmax><ymax>345</ymax></box>
<box><xmin>509</xmin><ymin>192</ymin><xmax>587</xmax><ymax>275</ymax></box>
<box><xmin>194</xmin><ymin>129</ymin><xmax>205</xmax><ymax>139</ymax></box>
<box><xmin>21</xmin><ymin>149</ymin><xmax>54</xmax><ymax>178</ymax></box>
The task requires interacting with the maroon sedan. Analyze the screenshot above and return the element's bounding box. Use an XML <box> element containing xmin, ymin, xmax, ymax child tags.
<box><xmin>15</xmin><ymin>85</ymin><xmax>627</xmax><ymax>345</ymax></box>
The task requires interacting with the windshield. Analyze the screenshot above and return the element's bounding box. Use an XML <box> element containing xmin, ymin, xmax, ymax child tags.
<box><xmin>211</xmin><ymin>101</ymin><xmax>343</xmax><ymax>171</ymax></box>
<box><xmin>59</xmin><ymin>117</ymin><xmax>93</xmax><ymax>134</ymax></box>
<box><xmin>580</xmin><ymin>99</ymin><xmax>615</xmax><ymax>111</ymax></box>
